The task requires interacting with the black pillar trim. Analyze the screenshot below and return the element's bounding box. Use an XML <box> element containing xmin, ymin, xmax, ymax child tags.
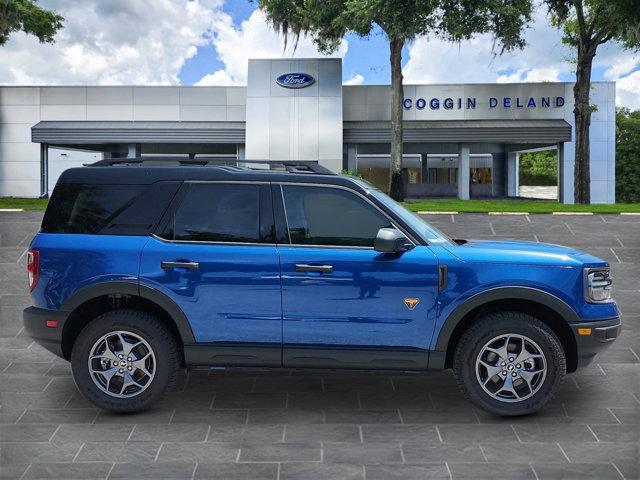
<box><xmin>40</xmin><ymin>143</ymin><xmax>49</xmax><ymax>198</ymax></box>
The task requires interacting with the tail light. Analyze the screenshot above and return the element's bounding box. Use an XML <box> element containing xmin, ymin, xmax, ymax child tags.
<box><xmin>27</xmin><ymin>249</ymin><xmax>39</xmax><ymax>292</ymax></box>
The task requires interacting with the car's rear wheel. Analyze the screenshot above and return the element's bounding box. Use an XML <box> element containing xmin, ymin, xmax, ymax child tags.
<box><xmin>453</xmin><ymin>311</ymin><xmax>566</xmax><ymax>416</ymax></box>
<box><xmin>71</xmin><ymin>310</ymin><xmax>179</xmax><ymax>412</ymax></box>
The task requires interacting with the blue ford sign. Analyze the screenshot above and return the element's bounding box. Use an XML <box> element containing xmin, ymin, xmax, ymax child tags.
<box><xmin>276</xmin><ymin>72</ymin><xmax>315</xmax><ymax>89</ymax></box>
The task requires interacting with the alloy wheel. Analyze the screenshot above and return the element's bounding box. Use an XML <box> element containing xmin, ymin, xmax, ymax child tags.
<box><xmin>87</xmin><ymin>330</ymin><xmax>156</xmax><ymax>398</ymax></box>
<box><xmin>475</xmin><ymin>333</ymin><xmax>547</xmax><ymax>403</ymax></box>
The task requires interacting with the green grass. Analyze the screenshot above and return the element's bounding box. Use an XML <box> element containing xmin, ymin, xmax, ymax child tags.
<box><xmin>403</xmin><ymin>198</ymin><xmax>640</xmax><ymax>214</ymax></box>
<box><xmin>0</xmin><ymin>198</ymin><xmax>49</xmax><ymax>210</ymax></box>
<box><xmin>2</xmin><ymin>196</ymin><xmax>639</xmax><ymax>214</ymax></box>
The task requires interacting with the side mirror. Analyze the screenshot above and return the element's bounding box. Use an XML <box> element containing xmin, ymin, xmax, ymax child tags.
<box><xmin>374</xmin><ymin>228</ymin><xmax>412</xmax><ymax>253</ymax></box>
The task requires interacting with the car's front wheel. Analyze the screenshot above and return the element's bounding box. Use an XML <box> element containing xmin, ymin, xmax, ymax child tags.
<box><xmin>453</xmin><ymin>311</ymin><xmax>566</xmax><ymax>416</ymax></box>
<box><xmin>71</xmin><ymin>310</ymin><xmax>180</xmax><ymax>412</ymax></box>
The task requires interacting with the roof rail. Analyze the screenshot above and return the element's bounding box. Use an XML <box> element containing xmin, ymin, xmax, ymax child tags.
<box><xmin>87</xmin><ymin>157</ymin><xmax>336</xmax><ymax>175</ymax></box>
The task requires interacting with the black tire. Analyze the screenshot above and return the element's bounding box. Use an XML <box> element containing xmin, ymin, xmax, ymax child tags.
<box><xmin>453</xmin><ymin>311</ymin><xmax>566</xmax><ymax>416</ymax></box>
<box><xmin>71</xmin><ymin>309</ymin><xmax>180</xmax><ymax>412</ymax></box>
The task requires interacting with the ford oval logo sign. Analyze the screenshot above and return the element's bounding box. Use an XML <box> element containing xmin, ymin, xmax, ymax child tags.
<box><xmin>276</xmin><ymin>73</ymin><xmax>315</xmax><ymax>89</ymax></box>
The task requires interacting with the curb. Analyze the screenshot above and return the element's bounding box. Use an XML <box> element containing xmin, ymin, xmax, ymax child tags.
<box><xmin>412</xmin><ymin>211</ymin><xmax>639</xmax><ymax>216</ymax></box>
<box><xmin>417</xmin><ymin>211</ymin><xmax>458</xmax><ymax>215</ymax></box>
<box><xmin>551</xmin><ymin>212</ymin><xmax>593</xmax><ymax>216</ymax></box>
<box><xmin>0</xmin><ymin>208</ymin><xmax>24</xmax><ymax>212</ymax></box>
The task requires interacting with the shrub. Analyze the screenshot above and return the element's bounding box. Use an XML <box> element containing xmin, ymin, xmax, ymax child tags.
<box><xmin>519</xmin><ymin>150</ymin><xmax>558</xmax><ymax>186</ymax></box>
<box><xmin>616</xmin><ymin>108</ymin><xmax>640</xmax><ymax>203</ymax></box>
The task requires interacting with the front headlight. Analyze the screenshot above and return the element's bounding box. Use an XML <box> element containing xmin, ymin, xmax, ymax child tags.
<box><xmin>584</xmin><ymin>268</ymin><xmax>613</xmax><ymax>303</ymax></box>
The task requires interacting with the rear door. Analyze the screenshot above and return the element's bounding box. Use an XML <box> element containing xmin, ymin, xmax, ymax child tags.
<box><xmin>139</xmin><ymin>181</ymin><xmax>282</xmax><ymax>366</ymax></box>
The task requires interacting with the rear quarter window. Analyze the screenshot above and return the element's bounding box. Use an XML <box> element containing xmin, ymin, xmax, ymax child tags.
<box><xmin>42</xmin><ymin>182</ymin><xmax>180</xmax><ymax>235</ymax></box>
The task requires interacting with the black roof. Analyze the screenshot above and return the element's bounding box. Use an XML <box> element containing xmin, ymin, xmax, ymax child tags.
<box><xmin>56</xmin><ymin>158</ymin><xmax>358</xmax><ymax>188</ymax></box>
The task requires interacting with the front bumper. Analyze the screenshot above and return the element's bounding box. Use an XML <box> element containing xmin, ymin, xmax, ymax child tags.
<box><xmin>23</xmin><ymin>306</ymin><xmax>68</xmax><ymax>359</ymax></box>
<box><xmin>570</xmin><ymin>317</ymin><xmax>621</xmax><ymax>368</ymax></box>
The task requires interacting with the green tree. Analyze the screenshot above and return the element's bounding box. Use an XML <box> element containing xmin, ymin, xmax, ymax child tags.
<box><xmin>616</xmin><ymin>107</ymin><xmax>640</xmax><ymax>203</ymax></box>
<box><xmin>544</xmin><ymin>0</ymin><xmax>640</xmax><ymax>204</ymax></box>
<box><xmin>0</xmin><ymin>0</ymin><xmax>63</xmax><ymax>46</ymax></box>
<box><xmin>258</xmin><ymin>0</ymin><xmax>533</xmax><ymax>200</ymax></box>
<box><xmin>519</xmin><ymin>150</ymin><xmax>558</xmax><ymax>186</ymax></box>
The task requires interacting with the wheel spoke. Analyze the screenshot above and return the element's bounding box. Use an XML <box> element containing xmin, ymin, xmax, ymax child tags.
<box><xmin>498</xmin><ymin>374</ymin><xmax>520</xmax><ymax>399</ymax></box>
<box><xmin>518</xmin><ymin>368</ymin><xmax>543</xmax><ymax>387</ymax></box>
<box><xmin>514</xmin><ymin>348</ymin><xmax>542</xmax><ymax>365</ymax></box>
<box><xmin>479</xmin><ymin>359</ymin><xmax>503</xmax><ymax>380</ymax></box>
<box><xmin>91</xmin><ymin>339</ymin><xmax>118</xmax><ymax>363</ymax></box>
<box><xmin>131</xmin><ymin>353</ymin><xmax>153</xmax><ymax>378</ymax></box>
<box><xmin>486</xmin><ymin>343</ymin><xmax>508</xmax><ymax>362</ymax></box>
<box><xmin>119</xmin><ymin>371</ymin><xmax>143</xmax><ymax>394</ymax></box>
<box><xmin>117</xmin><ymin>333</ymin><xmax>140</xmax><ymax>357</ymax></box>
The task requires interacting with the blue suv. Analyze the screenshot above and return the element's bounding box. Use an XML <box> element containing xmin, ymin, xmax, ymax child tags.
<box><xmin>23</xmin><ymin>159</ymin><xmax>620</xmax><ymax>416</ymax></box>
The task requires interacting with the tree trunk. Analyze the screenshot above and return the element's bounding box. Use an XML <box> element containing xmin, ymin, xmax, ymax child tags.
<box><xmin>389</xmin><ymin>36</ymin><xmax>405</xmax><ymax>201</ymax></box>
<box><xmin>573</xmin><ymin>45</ymin><xmax>595</xmax><ymax>204</ymax></box>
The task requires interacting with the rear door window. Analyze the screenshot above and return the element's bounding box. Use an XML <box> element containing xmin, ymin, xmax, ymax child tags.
<box><xmin>160</xmin><ymin>183</ymin><xmax>274</xmax><ymax>244</ymax></box>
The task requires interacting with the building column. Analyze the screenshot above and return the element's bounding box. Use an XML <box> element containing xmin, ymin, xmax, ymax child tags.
<box><xmin>346</xmin><ymin>144</ymin><xmax>357</xmax><ymax>173</ymax></box>
<box><xmin>507</xmin><ymin>151</ymin><xmax>519</xmax><ymax>197</ymax></box>
<box><xmin>40</xmin><ymin>143</ymin><xmax>49</xmax><ymax>197</ymax></box>
<box><xmin>457</xmin><ymin>143</ymin><xmax>470</xmax><ymax>200</ymax></box>
<box><xmin>557</xmin><ymin>142</ymin><xmax>565</xmax><ymax>203</ymax></box>
<box><xmin>127</xmin><ymin>143</ymin><xmax>140</xmax><ymax>158</ymax></box>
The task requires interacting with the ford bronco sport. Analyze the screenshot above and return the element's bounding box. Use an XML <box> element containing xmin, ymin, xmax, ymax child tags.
<box><xmin>23</xmin><ymin>159</ymin><xmax>621</xmax><ymax>416</ymax></box>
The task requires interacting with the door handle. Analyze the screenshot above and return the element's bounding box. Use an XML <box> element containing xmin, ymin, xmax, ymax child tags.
<box><xmin>295</xmin><ymin>264</ymin><xmax>333</xmax><ymax>274</ymax></box>
<box><xmin>161</xmin><ymin>261</ymin><xmax>199</xmax><ymax>271</ymax></box>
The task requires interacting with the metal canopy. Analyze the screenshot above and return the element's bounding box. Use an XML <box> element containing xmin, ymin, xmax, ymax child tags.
<box><xmin>343</xmin><ymin>119</ymin><xmax>572</xmax><ymax>144</ymax></box>
<box><xmin>32</xmin><ymin>119</ymin><xmax>571</xmax><ymax>145</ymax></box>
<box><xmin>32</xmin><ymin>121</ymin><xmax>246</xmax><ymax>144</ymax></box>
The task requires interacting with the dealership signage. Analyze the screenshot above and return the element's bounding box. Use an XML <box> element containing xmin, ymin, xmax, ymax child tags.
<box><xmin>403</xmin><ymin>96</ymin><xmax>565</xmax><ymax>110</ymax></box>
<box><xmin>276</xmin><ymin>73</ymin><xmax>316</xmax><ymax>89</ymax></box>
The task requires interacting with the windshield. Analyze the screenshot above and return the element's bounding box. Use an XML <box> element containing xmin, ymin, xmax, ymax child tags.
<box><xmin>353</xmin><ymin>179</ymin><xmax>455</xmax><ymax>246</ymax></box>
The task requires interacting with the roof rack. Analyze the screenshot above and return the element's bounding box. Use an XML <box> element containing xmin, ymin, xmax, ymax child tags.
<box><xmin>87</xmin><ymin>157</ymin><xmax>336</xmax><ymax>175</ymax></box>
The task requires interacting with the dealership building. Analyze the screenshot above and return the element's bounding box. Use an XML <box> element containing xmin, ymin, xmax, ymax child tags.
<box><xmin>0</xmin><ymin>58</ymin><xmax>616</xmax><ymax>203</ymax></box>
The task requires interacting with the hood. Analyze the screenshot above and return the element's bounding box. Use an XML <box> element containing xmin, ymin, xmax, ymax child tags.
<box><xmin>443</xmin><ymin>238</ymin><xmax>607</xmax><ymax>267</ymax></box>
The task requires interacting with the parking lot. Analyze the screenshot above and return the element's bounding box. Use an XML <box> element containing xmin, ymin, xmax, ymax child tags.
<box><xmin>1</xmin><ymin>211</ymin><xmax>638</xmax><ymax>480</ymax></box>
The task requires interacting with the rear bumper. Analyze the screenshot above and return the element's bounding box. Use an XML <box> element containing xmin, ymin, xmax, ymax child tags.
<box><xmin>23</xmin><ymin>306</ymin><xmax>68</xmax><ymax>359</ymax></box>
<box><xmin>571</xmin><ymin>317</ymin><xmax>621</xmax><ymax>368</ymax></box>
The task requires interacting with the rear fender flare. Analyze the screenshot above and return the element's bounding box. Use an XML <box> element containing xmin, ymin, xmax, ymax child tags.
<box><xmin>60</xmin><ymin>281</ymin><xmax>195</xmax><ymax>344</ymax></box>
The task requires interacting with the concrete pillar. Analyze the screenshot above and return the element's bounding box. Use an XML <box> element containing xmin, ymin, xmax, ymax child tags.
<box><xmin>127</xmin><ymin>143</ymin><xmax>140</xmax><ymax>158</ymax></box>
<box><xmin>457</xmin><ymin>143</ymin><xmax>470</xmax><ymax>200</ymax></box>
<box><xmin>346</xmin><ymin>144</ymin><xmax>357</xmax><ymax>173</ymax></box>
<box><xmin>507</xmin><ymin>151</ymin><xmax>519</xmax><ymax>197</ymax></box>
<box><xmin>238</xmin><ymin>144</ymin><xmax>246</xmax><ymax>160</ymax></box>
<box><xmin>557</xmin><ymin>142</ymin><xmax>565</xmax><ymax>203</ymax></box>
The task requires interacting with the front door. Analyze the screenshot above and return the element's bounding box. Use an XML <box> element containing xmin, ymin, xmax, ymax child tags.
<box><xmin>276</xmin><ymin>184</ymin><xmax>440</xmax><ymax>369</ymax></box>
<box><xmin>139</xmin><ymin>181</ymin><xmax>282</xmax><ymax>366</ymax></box>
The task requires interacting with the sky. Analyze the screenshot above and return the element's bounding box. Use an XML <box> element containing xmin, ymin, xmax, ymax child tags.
<box><xmin>0</xmin><ymin>0</ymin><xmax>638</xmax><ymax>108</ymax></box>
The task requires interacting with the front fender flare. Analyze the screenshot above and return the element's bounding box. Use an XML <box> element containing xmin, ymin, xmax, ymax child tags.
<box><xmin>434</xmin><ymin>286</ymin><xmax>580</xmax><ymax>352</ymax></box>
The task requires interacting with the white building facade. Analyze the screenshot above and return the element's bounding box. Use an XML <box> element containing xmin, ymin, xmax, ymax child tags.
<box><xmin>0</xmin><ymin>58</ymin><xmax>616</xmax><ymax>203</ymax></box>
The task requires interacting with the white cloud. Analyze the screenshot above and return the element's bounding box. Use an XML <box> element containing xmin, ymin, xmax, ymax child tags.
<box><xmin>195</xmin><ymin>70</ymin><xmax>236</xmax><ymax>86</ymax></box>
<box><xmin>0</xmin><ymin>0</ymin><xmax>224</xmax><ymax>85</ymax></box>
<box><xmin>343</xmin><ymin>74</ymin><xmax>364</xmax><ymax>85</ymax></box>
<box><xmin>604</xmin><ymin>54</ymin><xmax>639</xmax><ymax>81</ymax></box>
<box><xmin>403</xmin><ymin>8</ymin><xmax>572</xmax><ymax>85</ymax></box>
<box><xmin>497</xmin><ymin>67</ymin><xmax>561</xmax><ymax>83</ymax></box>
<box><xmin>402</xmin><ymin>6</ymin><xmax>639</xmax><ymax>108</ymax></box>
<box><xmin>196</xmin><ymin>9</ymin><xmax>348</xmax><ymax>86</ymax></box>
<box><xmin>616</xmin><ymin>70</ymin><xmax>640</xmax><ymax>110</ymax></box>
